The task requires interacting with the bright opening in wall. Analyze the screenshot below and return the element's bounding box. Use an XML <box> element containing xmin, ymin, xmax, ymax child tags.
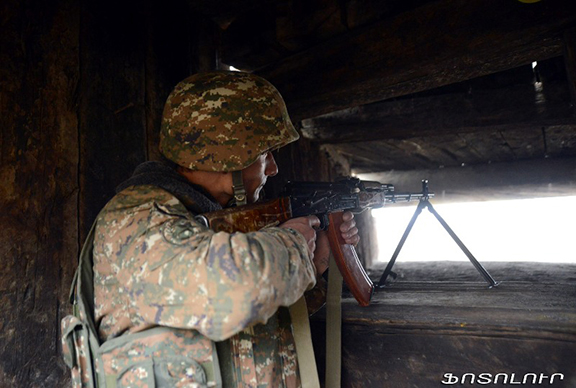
<box><xmin>372</xmin><ymin>196</ymin><xmax>576</xmax><ymax>263</ymax></box>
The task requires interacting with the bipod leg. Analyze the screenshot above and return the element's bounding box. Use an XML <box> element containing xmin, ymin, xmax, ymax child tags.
<box><xmin>377</xmin><ymin>199</ymin><xmax>427</xmax><ymax>288</ymax></box>
<box><xmin>425</xmin><ymin>201</ymin><xmax>499</xmax><ymax>288</ymax></box>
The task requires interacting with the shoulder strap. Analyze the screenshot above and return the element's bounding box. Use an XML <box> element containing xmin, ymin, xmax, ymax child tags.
<box><xmin>69</xmin><ymin>220</ymin><xmax>104</xmax><ymax>387</ymax></box>
<box><xmin>289</xmin><ymin>297</ymin><xmax>320</xmax><ymax>388</ymax></box>
<box><xmin>325</xmin><ymin>253</ymin><xmax>343</xmax><ymax>388</ymax></box>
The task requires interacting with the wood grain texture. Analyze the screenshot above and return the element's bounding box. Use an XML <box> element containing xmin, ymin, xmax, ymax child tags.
<box><xmin>145</xmin><ymin>0</ymin><xmax>203</xmax><ymax>163</ymax></box>
<box><xmin>311</xmin><ymin>262</ymin><xmax>576</xmax><ymax>387</ymax></box>
<box><xmin>0</xmin><ymin>0</ymin><xmax>80</xmax><ymax>385</ymax></box>
<box><xmin>78</xmin><ymin>0</ymin><xmax>149</xmax><ymax>239</ymax></box>
<box><xmin>359</xmin><ymin>156</ymin><xmax>576</xmax><ymax>204</ymax></box>
<box><xmin>328</xmin><ymin>212</ymin><xmax>374</xmax><ymax>306</ymax></box>
<box><xmin>564</xmin><ymin>28</ymin><xmax>576</xmax><ymax>110</ymax></box>
<box><xmin>203</xmin><ymin>198</ymin><xmax>293</xmax><ymax>233</ymax></box>
<box><xmin>301</xmin><ymin>78</ymin><xmax>574</xmax><ymax>144</ymax></box>
<box><xmin>259</xmin><ymin>0</ymin><xmax>576</xmax><ymax>120</ymax></box>
<box><xmin>330</xmin><ymin>124</ymin><xmax>576</xmax><ymax>173</ymax></box>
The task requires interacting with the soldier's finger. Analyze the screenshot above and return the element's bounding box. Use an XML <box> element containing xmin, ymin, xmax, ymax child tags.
<box><xmin>308</xmin><ymin>215</ymin><xmax>321</xmax><ymax>228</ymax></box>
<box><xmin>345</xmin><ymin>235</ymin><xmax>360</xmax><ymax>246</ymax></box>
<box><xmin>300</xmin><ymin>223</ymin><xmax>317</xmax><ymax>246</ymax></box>
<box><xmin>342</xmin><ymin>211</ymin><xmax>354</xmax><ymax>222</ymax></box>
<box><xmin>309</xmin><ymin>240</ymin><xmax>316</xmax><ymax>254</ymax></box>
<box><xmin>342</xmin><ymin>226</ymin><xmax>359</xmax><ymax>239</ymax></box>
<box><xmin>308</xmin><ymin>230</ymin><xmax>317</xmax><ymax>246</ymax></box>
<box><xmin>340</xmin><ymin>218</ymin><xmax>356</xmax><ymax>232</ymax></box>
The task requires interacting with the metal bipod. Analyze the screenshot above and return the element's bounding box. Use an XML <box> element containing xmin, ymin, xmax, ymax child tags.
<box><xmin>377</xmin><ymin>180</ymin><xmax>499</xmax><ymax>289</ymax></box>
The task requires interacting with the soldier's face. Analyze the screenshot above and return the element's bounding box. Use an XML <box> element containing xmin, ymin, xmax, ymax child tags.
<box><xmin>242</xmin><ymin>152</ymin><xmax>278</xmax><ymax>203</ymax></box>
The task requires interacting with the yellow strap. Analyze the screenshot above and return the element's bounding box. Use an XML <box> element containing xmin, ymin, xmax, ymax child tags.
<box><xmin>289</xmin><ymin>296</ymin><xmax>320</xmax><ymax>388</ymax></box>
<box><xmin>105</xmin><ymin>374</ymin><xmax>117</xmax><ymax>388</ymax></box>
<box><xmin>326</xmin><ymin>253</ymin><xmax>342</xmax><ymax>388</ymax></box>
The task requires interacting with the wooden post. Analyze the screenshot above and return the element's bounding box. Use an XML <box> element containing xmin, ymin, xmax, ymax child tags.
<box><xmin>564</xmin><ymin>28</ymin><xmax>576</xmax><ymax>113</ymax></box>
<box><xmin>0</xmin><ymin>0</ymin><xmax>80</xmax><ymax>385</ymax></box>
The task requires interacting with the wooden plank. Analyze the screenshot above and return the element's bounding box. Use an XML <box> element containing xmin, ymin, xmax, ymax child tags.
<box><xmin>275</xmin><ymin>0</ymin><xmax>347</xmax><ymax>52</ymax></box>
<box><xmin>564</xmin><ymin>28</ymin><xmax>576</xmax><ymax>111</ymax></box>
<box><xmin>0</xmin><ymin>0</ymin><xmax>79</xmax><ymax>386</ymax></box>
<box><xmin>358</xmin><ymin>156</ymin><xmax>576</xmax><ymax>203</ymax></box>
<box><xmin>79</xmin><ymin>0</ymin><xmax>205</xmax><ymax>247</ymax></box>
<box><xmin>311</xmin><ymin>262</ymin><xmax>576</xmax><ymax>387</ymax></box>
<box><xmin>331</xmin><ymin>124</ymin><xmax>576</xmax><ymax>172</ymax></box>
<box><xmin>499</xmin><ymin>127</ymin><xmax>546</xmax><ymax>160</ymax></box>
<box><xmin>362</xmin><ymin>139</ymin><xmax>450</xmax><ymax>170</ymax></box>
<box><xmin>455</xmin><ymin>132</ymin><xmax>518</xmax><ymax>163</ymax></box>
<box><xmin>145</xmin><ymin>0</ymin><xmax>205</xmax><ymax>162</ymax></box>
<box><xmin>311</xmin><ymin>327</ymin><xmax>576</xmax><ymax>387</ymax></box>
<box><xmin>259</xmin><ymin>0</ymin><xmax>576</xmax><ymax>120</ymax></box>
<box><xmin>78</xmin><ymin>0</ymin><xmax>149</xmax><ymax>238</ymax></box>
<box><xmin>332</xmin><ymin>135</ymin><xmax>485</xmax><ymax>172</ymax></box>
<box><xmin>300</xmin><ymin>80</ymin><xmax>574</xmax><ymax>143</ymax></box>
<box><xmin>221</xmin><ymin>0</ymin><xmax>439</xmax><ymax>70</ymax></box>
<box><xmin>543</xmin><ymin>125</ymin><xmax>576</xmax><ymax>157</ymax></box>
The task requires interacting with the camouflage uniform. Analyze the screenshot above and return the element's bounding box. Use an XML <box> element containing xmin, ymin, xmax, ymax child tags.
<box><xmin>62</xmin><ymin>72</ymin><xmax>323</xmax><ymax>387</ymax></box>
<box><xmin>93</xmin><ymin>165</ymin><xmax>317</xmax><ymax>387</ymax></box>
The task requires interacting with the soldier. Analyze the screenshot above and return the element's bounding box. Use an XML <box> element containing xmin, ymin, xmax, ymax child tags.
<box><xmin>63</xmin><ymin>71</ymin><xmax>359</xmax><ymax>387</ymax></box>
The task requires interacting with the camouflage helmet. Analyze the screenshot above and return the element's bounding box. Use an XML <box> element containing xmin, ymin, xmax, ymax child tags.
<box><xmin>160</xmin><ymin>71</ymin><xmax>299</xmax><ymax>172</ymax></box>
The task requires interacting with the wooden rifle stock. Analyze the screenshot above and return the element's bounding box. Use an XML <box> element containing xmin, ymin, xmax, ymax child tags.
<box><xmin>199</xmin><ymin>199</ymin><xmax>374</xmax><ymax>306</ymax></box>
<box><xmin>199</xmin><ymin>198</ymin><xmax>292</xmax><ymax>233</ymax></box>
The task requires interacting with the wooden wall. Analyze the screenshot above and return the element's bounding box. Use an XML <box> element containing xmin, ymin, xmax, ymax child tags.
<box><xmin>0</xmin><ymin>0</ymin><xmax>79</xmax><ymax>385</ymax></box>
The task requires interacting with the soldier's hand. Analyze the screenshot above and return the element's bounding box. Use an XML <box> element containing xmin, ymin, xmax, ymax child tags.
<box><xmin>313</xmin><ymin>231</ymin><xmax>330</xmax><ymax>278</ymax></box>
<box><xmin>340</xmin><ymin>211</ymin><xmax>360</xmax><ymax>246</ymax></box>
<box><xmin>312</xmin><ymin>213</ymin><xmax>359</xmax><ymax>279</ymax></box>
<box><xmin>280</xmin><ymin>216</ymin><xmax>320</xmax><ymax>258</ymax></box>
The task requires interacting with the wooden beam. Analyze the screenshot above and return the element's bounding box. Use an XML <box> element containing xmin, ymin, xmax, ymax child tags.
<box><xmin>301</xmin><ymin>80</ymin><xmax>575</xmax><ymax>143</ymax></box>
<box><xmin>564</xmin><ymin>28</ymin><xmax>576</xmax><ymax>112</ymax></box>
<box><xmin>258</xmin><ymin>0</ymin><xmax>576</xmax><ymax>121</ymax></box>
<box><xmin>358</xmin><ymin>156</ymin><xmax>576</xmax><ymax>203</ymax></box>
<box><xmin>332</xmin><ymin>124</ymin><xmax>576</xmax><ymax>172</ymax></box>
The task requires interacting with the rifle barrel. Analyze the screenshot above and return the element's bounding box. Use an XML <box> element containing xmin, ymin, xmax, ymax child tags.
<box><xmin>385</xmin><ymin>192</ymin><xmax>434</xmax><ymax>203</ymax></box>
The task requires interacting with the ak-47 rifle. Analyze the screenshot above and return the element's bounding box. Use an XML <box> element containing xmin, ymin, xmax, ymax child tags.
<box><xmin>195</xmin><ymin>177</ymin><xmax>432</xmax><ymax>306</ymax></box>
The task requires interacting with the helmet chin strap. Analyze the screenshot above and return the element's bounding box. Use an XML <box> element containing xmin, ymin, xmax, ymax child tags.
<box><xmin>231</xmin><ymin>170</ymin><xmax>247</xmax><ymax>206</ymax></box>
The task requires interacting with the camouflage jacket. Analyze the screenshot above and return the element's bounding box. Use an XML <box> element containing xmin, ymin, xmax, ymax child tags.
<box><xmin>92</xmin><ymin>162</ymin><xmax>318</xmax><ymax>387</ymax></box>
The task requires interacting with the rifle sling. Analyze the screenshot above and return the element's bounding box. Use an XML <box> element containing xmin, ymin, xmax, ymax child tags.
<box><xmin>289</xmin><ymin>296</ymin><xmax>321</xmax><ymax>388</ymax></box>
<box><xmin>326</xmin><ymin>252</ymin><xmax>343</xmax><ymax>388</ymax></box>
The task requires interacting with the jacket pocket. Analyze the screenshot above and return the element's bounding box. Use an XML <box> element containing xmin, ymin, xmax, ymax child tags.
<box><xmin>116</xmin><ymin>356</ymin><xmax>208</xmax><ymax>388</ymax></box>
<box><xmin>61</xmin><ymin>315</ymin><xmax>95</xmax><ymax>388</ymax></box>
<box><xmin>154</xmin><ymin>356</ymin><xmax>208</xmax><ymax>388</ymax></box>
<box><xmin>116</xmin><ymin>359</ymin><xmax>155</xmax><ymax>388</ymax></box>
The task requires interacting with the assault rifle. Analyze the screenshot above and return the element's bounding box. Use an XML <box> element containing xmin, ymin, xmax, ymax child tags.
<box><xmin>196</xmin><ymin>177</ymin><xmax>431</xmax><ymax>307</ymax></box>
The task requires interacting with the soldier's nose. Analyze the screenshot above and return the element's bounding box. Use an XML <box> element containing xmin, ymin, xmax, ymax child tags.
<box><xmin>265</xmin><ymin>152</ymin><xmax>279</xmax><ymax>176</ymax></box>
